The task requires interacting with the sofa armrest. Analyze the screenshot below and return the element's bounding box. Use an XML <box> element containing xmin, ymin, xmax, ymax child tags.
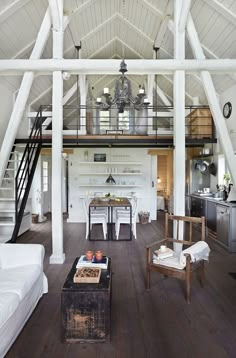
<box><xmin>0</xmin><ymin>244</ymin><xmax>45</xmax><ymax>269</ymax></box>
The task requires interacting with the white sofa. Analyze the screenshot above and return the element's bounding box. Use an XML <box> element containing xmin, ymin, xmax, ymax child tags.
<box><xmin>0</xmin><ymin>244</ymin><xmax>48</xmax><ymax>358</ymax></box>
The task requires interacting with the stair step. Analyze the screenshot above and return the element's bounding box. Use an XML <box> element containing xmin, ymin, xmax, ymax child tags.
<box><xmin>0</xmin><ymin>222</ymin><xmax>14</xmax><ymax>226</ymax></box>
<box><xmin>2</xmin><ymin>178</ymin><xmax>14</xmax><ymax>181</ymax></box>
<box><xmin>0</xmin><ymin>209</ymin><xmax>15</xmax><ymax>213</ymax></box>
<box><xmin>0</xmin><ymin>235</ymin><xmax>12</xmax><ymax>243</ymax></box>
<box><xmin>0</xmin><ymin>198</ymin><xmax>15</xmax><ymax>201</ymax></box>
<box><xmin>0</xmin><ymin>187</ymin><xmax>14</xmax><ymax>190</ymax></box>
<box><xmin>0</xmin><ymin>216</ymin><xmax>14</xmax><ymax>223</ymax></box>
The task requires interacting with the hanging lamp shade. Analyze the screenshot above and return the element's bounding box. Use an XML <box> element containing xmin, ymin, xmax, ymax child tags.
<box><xmin>106</xmin><ymin>174</ymin><xmax>116</xmax><ymax>184</ymax></box>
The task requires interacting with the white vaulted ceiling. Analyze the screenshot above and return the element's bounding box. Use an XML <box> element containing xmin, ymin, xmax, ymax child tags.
<box><xmin>0</xmin><ymin>0</ymin><xmax>236</xmax><ymax>110</ymax></box>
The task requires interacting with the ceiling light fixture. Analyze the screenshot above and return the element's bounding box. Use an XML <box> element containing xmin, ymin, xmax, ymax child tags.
<box><xmin>96</xmin><ymin>60</ymin><xmax>149</xmax><ymax>114</ymax></box>
<box><xmin>96</xmin><ymin>0</ymin><xmax>149</xmax><ymax>114</ymax></box>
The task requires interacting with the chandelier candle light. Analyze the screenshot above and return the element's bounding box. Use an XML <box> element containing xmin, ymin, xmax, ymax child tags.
<box><xmin>96</xmin><ymin>59</ymin><xmax>149</xmax><ymax>113</ymax></box>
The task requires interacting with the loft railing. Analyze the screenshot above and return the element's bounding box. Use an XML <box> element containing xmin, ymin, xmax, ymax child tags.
<box><xmin>36</xmin><ymin>104</ymin><xmax>215</xmax><ymax>143</ymax></box>
<box><xmin>11</xmin><ymin>109</ymin><xmax>42</xmax><ymax>242</ymax></box>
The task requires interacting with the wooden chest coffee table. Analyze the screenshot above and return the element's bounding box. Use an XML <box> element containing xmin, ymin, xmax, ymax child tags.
<box><xmin>61</xmin><ymin>257</ymin><xmax>112</xmax><ymax>343</ymax></box>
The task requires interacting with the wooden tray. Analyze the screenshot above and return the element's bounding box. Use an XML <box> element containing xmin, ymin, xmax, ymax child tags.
<box><xmin>73</xmin><ymin>267</ymin><xmax>101</xmax><ymax>283</ymax></box>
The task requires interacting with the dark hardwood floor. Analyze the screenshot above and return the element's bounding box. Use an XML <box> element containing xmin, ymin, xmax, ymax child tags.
<box><xmin>6</xmin><ymin>212</ymin><xmax>236</xmax><ymax>358</ymax></box>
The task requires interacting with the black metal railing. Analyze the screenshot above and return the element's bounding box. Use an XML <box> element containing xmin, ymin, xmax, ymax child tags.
<box><xmin>11</xmin><ymin>110</ymin><xmax>42</xmax><ymax>242</ymax></box>
<box><xmin>36</xmin><ymin>104</ymin><xmax>215</xmax><ymax>145</ymax></box>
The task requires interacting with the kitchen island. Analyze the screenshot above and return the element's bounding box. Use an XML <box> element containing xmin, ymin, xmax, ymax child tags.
<box><xmin>190</xmin><ymin>194</ymin><xmax>236</xmax><ymax>253</ymax></box>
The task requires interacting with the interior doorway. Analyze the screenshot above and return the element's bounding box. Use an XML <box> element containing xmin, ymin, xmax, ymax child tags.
<box><xmin>155</xmin><ymin>149</ymin><xmax>173</xmax><ymax>212</ymax></box>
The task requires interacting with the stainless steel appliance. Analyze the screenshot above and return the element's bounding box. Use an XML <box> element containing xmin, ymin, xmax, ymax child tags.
<box><xmin>186</xmin><ymin>159</ymin><xmax>211</xmax><ymax>194</ymax></box>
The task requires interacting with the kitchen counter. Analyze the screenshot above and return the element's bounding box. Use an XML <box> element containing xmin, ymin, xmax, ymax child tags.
<box><xmin>191</xmin><ymin>194</ymin><xmax>236</xmax><ymax>207</ymax></box>
<box><xmin>189</xmin><ymin>194</ymin><xmax>236</xmax><ymax>252</ymax></box>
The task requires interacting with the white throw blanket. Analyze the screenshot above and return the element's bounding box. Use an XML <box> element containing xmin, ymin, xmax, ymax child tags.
<box><xmin>179</xmin><ymin>241</ymin><xmax>210</xmax><ymax>268</ymax></box>
<box><xmin>153</xmin><ymin>241</ymin><xmax>210</xmax><ymax>270</ymax></box>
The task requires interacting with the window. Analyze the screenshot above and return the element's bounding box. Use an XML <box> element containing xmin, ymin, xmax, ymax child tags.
<box><xmin>42</xmin><ymin>161</ymin><xmax>48</xmax><ymax>192</ymax></box>
<box><xmin>118</xmin><ymin>110</ymin><xmax>129</xmax><ymax>130</ymax></box>
<box><xmin>100</xmin><ymin>111</ymin><xmax>110</xmax><ymax>130</ymax></box>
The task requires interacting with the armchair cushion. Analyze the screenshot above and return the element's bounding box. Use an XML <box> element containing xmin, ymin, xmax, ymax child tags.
<box><xmin>153</xmin><ymin>242</ymin><xmax>210</xmax><ymax>270</ymax></box>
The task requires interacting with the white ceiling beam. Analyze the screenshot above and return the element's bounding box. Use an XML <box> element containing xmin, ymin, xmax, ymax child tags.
<box><xmin>140</xmin><ymin>0</ymin><xmax>163</xmax><ymax>19</ymax></box>
<box><xmin>187</xmin><ymin>13</ymin><xmax>236</xmax><ymax>186</ymax></box>
<box><xmin>163</xmin><ymin>75</ymin><xmax>193</xmax><ymax>101</ymax></box>
<box><xmin>155</xmin><ymin>81</ymin><xmax>172</xmax><ymax>106</ymax></box>
<box><xmin>62</xmin><ymin>14</ymin><xmax>117</xmax><ymax>57</ymax></box>
<box><xmin>0</xmin><ymin>0</ymin><xmax>31</xmax><ymax>24</ymax></box>
<box><xmin>1</xmin><ymin>59</ymin><xmax>236</xmax><ymax>74</ymax></box>
<box><xmin>0</xmin><ymin>7</ymin><xmax>52</xmax><ymax>185</ymax></box>
<box><xmin>13</xmin><ymin>40</ymin><xmax>35</xmax><ymax>59</ymax></box>
<box><xmin>88</xmin><ymin>38</ymin><xmax>116</xmax><ymax>59</ymax></box>
<box><xmin>174</xmin><ymin>0</ymin><xmax>186</xmax><ymax>217</ymax></box>
<box><xmin>202</xmin><ymin>0</ymin><xmax>236</xmax><ymax>27</ymax></box>
<box><xmin>48</xmin><ymin>0</ymin><xmax>61</xmax><ymax>30</ymax></box>
<box><xmin>179</xmin><ymin>0</ymin><xmax>192</xmax><ymax>33</ymax></box>
<box><xmin>202</xmin><ymin>43</ymin><xmax>236</xmax><ymax>83</ymax></box>
<box><xmin>117</xmin><ymin>14</ymin><xmax>153</xmax><ymax>45</ymax></box>
<box><xmin>70</xmin><ymin>0</ymin><xmax>96</xmax><ymax>16</ymax></box>
<box><xmin>154</xmin><ymin>0</ymin><xmax>173</xmax><ymax>47</ymax></box>
<box><xmin>63</xmin><ymin>79</ymin><xmax>79</xmax><ymax>105</ymax></box>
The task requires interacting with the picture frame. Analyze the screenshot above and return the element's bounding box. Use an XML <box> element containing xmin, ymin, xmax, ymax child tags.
<box><xmin>94</xmin><ymin>153</ymin><xmax>106</xmax><ymax>162</ymax></box>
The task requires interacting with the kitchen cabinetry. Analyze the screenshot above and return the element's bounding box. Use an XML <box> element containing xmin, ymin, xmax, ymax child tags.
<box><xmin>206</xmin><ymin>200</ymin><xmax>217</xmax><ymax>232</ymax></box>
<box><xmin>216</xmin><ymin>205</ymin><xmax>230</xmax><ymax>248</ymax></box>
<box><xmin>190</xmin><ymin>195</ymin><xmax>236</xmax><ymax>252</ymax></box>
<box><xmin>190</xmin><ymin>196</ymin><xmax>206</xmax><ymax>217</ymax></box>
<box><xmin>186</xmin><ymin>108</ymin><xmax>213</xmax><ymax>139</ymax></box>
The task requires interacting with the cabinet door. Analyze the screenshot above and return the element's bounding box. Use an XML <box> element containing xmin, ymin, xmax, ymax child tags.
<box><xmin>207</xmin><ymin>201</ymin><xmax>217</xmax><ymax>232</ymax></box>
<box><xmin>216</xmin><ymin>205</ymin><xmax>229</xmax><ymax>247</ymax></box>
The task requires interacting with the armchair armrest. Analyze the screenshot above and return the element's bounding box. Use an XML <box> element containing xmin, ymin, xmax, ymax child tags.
<box><xmin>0</xmin><ymin>244</ymin><xmax>45</xmax><ymax>269</ymax></box>
<box><xmin>146</xmin><ymin>238</ymin><xmax>166</xmax><ymax>249</ymax></box>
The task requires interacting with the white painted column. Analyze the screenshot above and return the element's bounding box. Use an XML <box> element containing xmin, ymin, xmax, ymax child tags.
<box><xmin>187</xmin><ymin>14</ymin><xmax>236</xmax><ymax>185</ymax></box>
<box><xmin>79</xmin><ymin>74</ymin><xmax>87</xmax><ymax>134</ymax></box>
<box><xmin>147</xmin><ymin>74</ymin><xmax>154</xmax><ymax>135</ymax></box>
<box><xmin>173</xmin><ymin>0</ymin><xmax>186</xmax><ymax>217</ymax></box>
<box><xmin>0</xmin><ymin>8</ymin><xmax>51</xmax><ymax>185</ymax></box>
<box><xmin>50</xmin><ymin>0</ymin><xmax>65</xmax><ymax>264</ymax></box>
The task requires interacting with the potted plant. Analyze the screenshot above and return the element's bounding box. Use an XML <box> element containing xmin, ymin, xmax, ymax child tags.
<box><xmin>223</xmin><ymin>173</ymin><xmax>231</xmax><ymax>185</ymax></box>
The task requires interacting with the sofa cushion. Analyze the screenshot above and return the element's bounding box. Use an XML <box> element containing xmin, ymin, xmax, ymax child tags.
<box><xmin>0</xmin><ymin>292</ymin><xmax>20</xmax><ymax>329</ymax></box>
<box><xmin>0</xmin><ymin>265</ymin><xmax>41</xmax><ymax>300</ymax></box>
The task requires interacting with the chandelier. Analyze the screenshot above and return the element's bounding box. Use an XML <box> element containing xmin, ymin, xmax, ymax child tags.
<box><xmin>96</xmin><ymin>59</ymin><xmax>149</xmax><ymax>113</ymax></box>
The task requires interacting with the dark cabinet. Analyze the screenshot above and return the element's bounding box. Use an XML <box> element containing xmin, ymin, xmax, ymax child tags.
<box><xmin>191</xmin><ymin>197</ymin><xmax>206</xmax><ymax>217</ymax></box>
<box><xmin>216</xmin><ymin>205</ymin><xmax>230</xmax><ymax>248</ymax></box>
<box><xmin>206</xmin><ymin>200</ymin><xmax>217</xmax><ymax>232</ymax></box>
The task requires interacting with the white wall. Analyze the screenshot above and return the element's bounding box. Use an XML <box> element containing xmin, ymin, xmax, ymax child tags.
<box><xmin>0</xmin><ymin>84</ymin><xmax>14</xmax><ymax>150</ymax></box>
<box><xmin>31</xmin><ymin>155</ymin><xmax>51</xmax><ymax>218</ymax></box>
<box><xmin>219</xmin><ymin>83</ymin><xmax>236</xmax><ymax>152</ymax></box>
<box><xmin>67</xmin><ymin>148</ymin><xmax>157</xmax><ymax>223</ymax></box>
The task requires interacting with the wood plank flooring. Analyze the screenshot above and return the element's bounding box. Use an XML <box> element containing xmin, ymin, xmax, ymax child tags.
<box><xmin>6</xmin><ymin>212</ymin><xmax>236</xmax><ymax>358</ymax></box>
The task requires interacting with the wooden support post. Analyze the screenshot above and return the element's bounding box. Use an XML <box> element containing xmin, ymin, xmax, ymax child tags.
<box><xmin>173</xmin><ymin>0</ymin><xmax>186</xmax><ymax>218</ymax></box>
<box><xmin>50</xmin><ymin>0</ymin><xmax>65</xmax><ymax>264</ymax></box>
<box><xmin>0</xmin><ymin>8</ymin><xmax>51</xmax><ymax>185</ymax></box>
<box><xmin>187</xmin><ymin>14</ymin><xmax>236</xmax><ymax>185</ymax></box>
<box><xmin>179</xmin><ymin>0</ymin><xmax>192</xmax><ymax>33</ymax></box>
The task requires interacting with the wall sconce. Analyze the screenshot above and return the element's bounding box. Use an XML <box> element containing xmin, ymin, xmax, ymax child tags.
<box><xmin>157</xmin><ymin>176</ymin><xmax>161</xmax><ymax>183</ymax></box>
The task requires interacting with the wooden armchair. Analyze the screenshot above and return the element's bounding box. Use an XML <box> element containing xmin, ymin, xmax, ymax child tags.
<box><xmin>146</xmin><ymin>213</ymin><xmax>208</xmax><ymax>303</ymax></box>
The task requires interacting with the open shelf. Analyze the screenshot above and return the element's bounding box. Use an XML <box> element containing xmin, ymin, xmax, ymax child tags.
<box><xmin>79</xmin><ymin>172</ymin><xmax>142</xmax><ymax>176</ymax></box>
<box><xmin>79</xmin><ymin>184</ymin><xmax>143</xmax><ymax>188</ymax></box>
<box><xmin>79</xmin><ymin>161</ymin><xmax>142</xmax><ymax>165</ymax></box>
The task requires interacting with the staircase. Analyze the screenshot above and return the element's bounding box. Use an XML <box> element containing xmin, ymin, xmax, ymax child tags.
<box><xmin>0</xmin><ymin>146</ymin><xmax>30</xmax><ymax>242</ymax></box>
<box><xmin>0</xmin><ymin>110</ymin><xmax>42</xmax><ymax>243</ymax></box>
